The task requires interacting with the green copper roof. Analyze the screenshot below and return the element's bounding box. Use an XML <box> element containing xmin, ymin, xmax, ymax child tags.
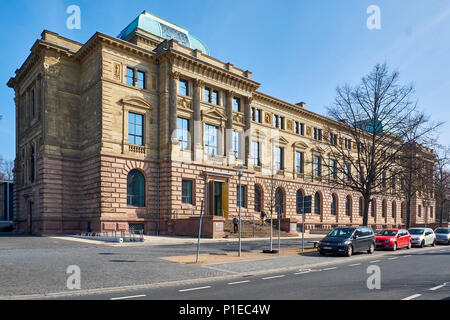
<box><xmin>118</xmin><ymin>11</ymin><xmax>210</xmax><ymax>55</ymax></box>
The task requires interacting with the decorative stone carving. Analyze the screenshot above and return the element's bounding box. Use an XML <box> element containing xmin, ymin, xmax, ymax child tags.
<box><xmin>323</xmin><ymin>131</ymin><xmax>329</xmax><ymax>141</ymax></box>
<box><xmin>265</xmin><ymin>113</ymin><xmax>272</xmax><ymax>124</ymax></box>
<box><xmin>286</xmin><ymin>120</ymin><xmax>293</xmax><ymax>131</ymax></box>
<box><xmin>233</xmin><ymin>112</ymin><xmax>244</xmax><ymax>124</ymax></box>
<box><xmin>169</xmin><ymin>71</ymin><xmax>180</xmax><ymax>80</ymax></box>
<box><xmin>193</xmin><ymin>79</ymin><xmax>204</xmax><ymax>88</ymax></box>
<box><xmin>177</xmin><ymin>97</ymin><xmax>192</xmax><ymax>110</ymax></box>
<box><xmin>113</xmin><ymin>63</ymin><xmax>121</xmax><ymax>81</ymax></box>
<box><xmin>306</xmin><ymin>126</ymin><xmax>311</xmax><ymax>136</ymax></box>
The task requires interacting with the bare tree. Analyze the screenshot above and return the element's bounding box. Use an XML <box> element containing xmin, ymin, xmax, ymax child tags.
<box><xmin>433</xmin><ymin>145</ymin><xmax>450</xmax><ymax>227</ymax></box>
<box><xmin>395</xmin><ymin>112</ymin><xmax>443</xmax><ymax>228</ymax></box>
<box><xmin>0</xmin><ymin>156</ymin><xmax>14</xmax><ymax>181</ymax></box>
<box><xmin>325</xmin><ymin>63</ymin><xmax>434</xmax><ymax>227</ymax></box>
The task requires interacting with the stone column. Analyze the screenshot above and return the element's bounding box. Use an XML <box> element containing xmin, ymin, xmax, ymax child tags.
<box><xmin>244</xmin><ymin>97</ymin><xmax>252</xmax><ymax>165</ymax></box>
<box><xmin>225</xmin><ymin>90</ymin><xmax>234</xmax><ymax>159</ymax></box>
<box><xmin>193</xmin><ymin>79</ymin><xmax>203</xmax><ymax>161</ymax></box>
<box><xmin>168</xmin><ymin>71</ymin><xmax>180</xmax><ymax>143</ymax></box>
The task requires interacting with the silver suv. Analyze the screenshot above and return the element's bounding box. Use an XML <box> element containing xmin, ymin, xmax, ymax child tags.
<box><xmin>408</xmin><ymin>228</ymin><xmax>436</xmax><ymax>247</ymax></box>
<box><xmin>434</xmin><ymin>227</ymin><xmax>450</xmax><ymax>245</ymax></box>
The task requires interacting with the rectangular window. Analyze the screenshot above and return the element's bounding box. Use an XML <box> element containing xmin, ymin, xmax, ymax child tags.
<box><xmin>273</xmin><ymin>115</ymin><xmax>279</xmax><ymax>128</ymax></box>
<box><xmin>330</xmin><ymin>159</ymin><xmax>337</xmax><ymax>179</ymax></box>
<box><xmin>295</xmin><ymin>122</ymin><xmax>300</xmax><ymax>134</ymax></box>
<box><xmin>237</xmin><ymin>185</ymin><xmax>246</xmax><ymax>208</ymax></box>
<box><xmin>233</xmin><ymin>97</ymin><xmax>241</xmax><ymax>112</ymax></box>
<box><xmin>204</xmin><ymin>87</ymin><xmax>211</xmax><ymax>103</ymax></box>
<box><xmin>280</xmin><ymin>117</ymin><xmax>285</xmax><ymax>130</ymax></box>
<box><xmin>274</xmin><ymin>147</ymin><xmax>283</xmax><ymax>170</ymax></box>
<box><xmin>314</xmin><ymin>128</ymin><xmax>322</xmax><ymax>140</ymax></box>
<box><xmin>212</xmin><ymin>90</ymin><xmax>219</xmax><ymax>105</ymax></box>
<box><xmin>330</xmin><ymin>132</ymin><xmax>338</xmax><ymax>146</ymax></box>
<box><xmin>126</xmin><ymin>67</ymin><xmax>135</xmax><ymax>86</ymax></box>
<box><xmin>256</xmin><ymin>109</ymin><xmax>262</xmax><ymax>123</ymax></box>
<box><xmin>177</xmin><ymin>117</ymin><xmax>190</xmax><ymax>150</ymax></box>
<box><xmin>204</xmin><ymin>124</ymin><xmax>218</xmax><ymax>155</ymax></box>
<box><xmin>182</xmin><ymin>180</ymin><xmax>193</xmax><ymax>204</ymax></box>
<box><xmin>128</xmin><ymin>112</ymin><xmax>143</xmax><ymax>146</ymax></box>
<box><xmin>345</xmin><ymin>163</ymin><xmax>352</xmax><ymax>181</ymax></box>
<box><xmin>31</xmin><ymin>88</ymin><xmax>35</xmax><ymax>117</ymax></box>
<box><xmin>252</xmin><ymin>141</ymin><xmax>260</xmax><ymax>166</ymax></box>
<box><xmin>296</xmin><ymin>151</ymin><xmax>304</xmax><ymax>174</ymax></box>
<box><xmin>137</xmin><ymin>71</ymin><xmax>146</xmax><ymax>89</ymax></box>
<box><xmin>251</xmin><ymin>107</ymin><xmax>256</xmax><ymax>121</ymax></box>
<box><xmin>179</xmin><ymin>79</ymin><xmax>188</xmax><ymax>96</ymax></box>
<box><xmin>232</xmin><ymin>130</ymin><xmax>241</xmax><ymax>159</ymax></box>
<box><xmin>314</xmin><ymin>156</ymin><xmax>322</xmax><ymax>177</ymax></box>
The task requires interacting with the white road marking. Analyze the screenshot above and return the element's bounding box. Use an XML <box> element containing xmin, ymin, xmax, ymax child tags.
<box><xmin>294</xmin><ymin>271</ymin><xmax>311</xmax><ymax>275</ymax></box>
<box><xmin>323</xmin><ymin>267</ymin><xmax>337</xmax><ymax>271</ymax></box>
<box><xmin>370</xmin><ymin>260</ymin><xmax>381</xmax><ymax>263</ymax></box>
<box><xmin>110</xmin><ymin>294</ymin><xmax>146</xmax><ymax>300</ymax></box>
<box><xmin>228</xmin><ymin>280</ymin><xmax>250</xmax><ymax>285</ymax></box>
<box><xmin>429</xmin><ymin>283</ymin><xmax>447</xmax><ymax>291</ymax></box>
<box><xmin>349</xmin><ymin>263</ymin><xmax>361</xmax><ymax>267</ymax></box>
<box><xmin>262</xmin><ymin>275</ymin><xmax>285</xmax><ymax>280</ymax></box>
<box><xmin>403</xmin><ymin>255</ymin><xmax>411</xmax><ymax>257</ymax></box>
<box><xmin>388</xmin><ymin>257</ymin><xmax>398</xmax><ymax>260</ymax></box>
<box><xmin>402</xmin><ymin>294</ymin><xmax>422</xmax><ymax>300</ymax></box>
<box><xmin>178</xmin><ymin>286</ymin><xmax>211</xmax><ymax>292</ymax></box>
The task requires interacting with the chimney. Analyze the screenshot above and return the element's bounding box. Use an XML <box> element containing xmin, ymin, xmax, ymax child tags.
<box><xmin>296</xmin><ymin>102</ymin><xmax>306</xmax><ymax>108</ymax></box>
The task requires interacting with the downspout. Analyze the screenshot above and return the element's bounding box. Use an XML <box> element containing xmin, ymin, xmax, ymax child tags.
<box><xmin>156</xmin><ymin>58</ymin><xmax>161</xmax><ymax>236</ymax></box>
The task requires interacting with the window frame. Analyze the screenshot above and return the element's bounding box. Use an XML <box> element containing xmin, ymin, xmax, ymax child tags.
<box><xmin>128</xmin><ymin>112</ymin><xmax>144</xmax><ymax>146</ymax></box>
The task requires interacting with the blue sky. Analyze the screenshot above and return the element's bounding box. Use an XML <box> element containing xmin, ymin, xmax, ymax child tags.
<box><xmin>1</xmin><ymin>0</ymin><xmax>449</xmax><ymax>161</ymax></box>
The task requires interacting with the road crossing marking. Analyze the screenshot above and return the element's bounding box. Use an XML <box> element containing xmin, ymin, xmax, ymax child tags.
<box><xmin>349</xmin><ymin>263</ymin><xmax>361</xmax><ymax>267</ymax></box>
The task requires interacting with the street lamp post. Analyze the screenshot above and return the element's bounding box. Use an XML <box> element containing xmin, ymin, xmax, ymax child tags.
<box><xmin>237</xmin><ymin>165</ymin><xmax>243</xmax><ymax>257</ymax></box>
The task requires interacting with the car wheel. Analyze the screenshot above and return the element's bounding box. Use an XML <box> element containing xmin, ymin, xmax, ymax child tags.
<box><xmin>368</xmin><ymin>243</ymin><xmax>375</xmax><ymax>254</ymax></box>
<box><xmin>392</xmin><ymin>242</ymin><xmax>397</xmax><ymax>251</ymax></box>
<box><xmin>420</xmin><ymin>240</ymin><xmax>425</xmax><ymax>248</ymax></box>
<box><xmin>407</xmin><ymin>241</ymin><xmax>412</xmax><ymax>249</ymax></box>
<box><xmin>346</xmin><ymin>245</ymin><xmax>353</xmax><ymax>257</ymax></box>
<box><xmin>319</xmin><ymin>250</ymin><xmax>325</xmax><ymax>256</ymax></box>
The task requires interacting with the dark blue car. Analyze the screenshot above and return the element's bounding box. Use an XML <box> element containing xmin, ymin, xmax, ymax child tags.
<box><xmin>318</xmin><ymin>227</ymin><xmax>376</xmax><ymax>257</ymax></box>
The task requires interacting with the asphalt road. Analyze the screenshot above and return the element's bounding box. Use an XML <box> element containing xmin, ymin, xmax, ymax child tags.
<box><xmin>64</xmin><ymin>245</ymin><xmax>450</xmax><ymax>300</ymax></box>
<box><xmin>1</xmin><ymin>235</ymin><xmax>448</xmax><ymax>300</ymax></box>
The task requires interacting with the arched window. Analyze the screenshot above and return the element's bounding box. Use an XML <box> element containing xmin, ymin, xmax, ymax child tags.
<box><xmin>371</xmin><ymin>199</ymin><xmax>376</xmax><ymax>217</ymax></box>
<box><xmin>314</xmin><ymin>192</ymin><xmax>321</xmax><ymax>215</ymax></box>
<box><xmin>359</xmin><ymin>197</ymin><xmax>364</xmax><ymax>217</ymax></box>
<box><xmin>346</xmin><ymin>196</ymin><xmax>352</xmax><ymax>216</ymax></box>
<box><xmin>127</xmin><ymin>170</ymin><xmax>145</xmax><ymax>207</ymax></box>
<box><xmin>382</xmin><ymin>200</ymin><xmax>387</xmax><ymax>218</ymax></box>
<box><xmin>275</xmin><ymin>188</ymin><xmax>284</xmax><ymax>216</ymax></box>
<box><xmin>296</xmin><ymin>189</ymin><xmax>304</xmax><ymax>214</ymax></box>
<box><xmin>254</xmin><ymin>185</ymin><xmax>262</xmax><ymax>212</ymax></box>
<box><xmin>418</xmin><ymin>205</ymin><xmax>422</xmax><ymax>217</ymax></box>
<box><xmin>331</xmin><ymin>194</ymin><xmax>337</xmax><ymax>216</ymax></box>
<box><xmin>392</xmin><ymin>201</ymin><xmax>396</xmax><ymax>219</ymax></box>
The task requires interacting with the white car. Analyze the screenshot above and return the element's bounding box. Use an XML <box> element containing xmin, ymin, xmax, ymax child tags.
<box><xmin>408</xmin><ymin>228</ymin><xmax>436</xmax><ymax>247</ymax></box>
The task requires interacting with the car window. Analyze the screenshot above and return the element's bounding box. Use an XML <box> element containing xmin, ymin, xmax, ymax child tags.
<box><xmin>435</xmin><ymin>228</ymin><xmax>450</xmax><ymax>234</ymax></box>
<box><xmin>409</xmin><ymin>229</ymin><xmax>424</xmax><ymax>235</ymax></box>
<box><xmin>379</xmin><ymin>230</ymin><xmax>397</xmax><ymax>236</ymax></box>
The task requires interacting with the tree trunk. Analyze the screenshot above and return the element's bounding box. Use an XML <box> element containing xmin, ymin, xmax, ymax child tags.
<box><xmin>363</xmin><ymin>196</ymin><xmax>370</xmax><ymax>227</ymax></box>
<box><xmin>406</xmin><ymin>198</ymin><xmax>412</xmax><ymax>229</ymax></box>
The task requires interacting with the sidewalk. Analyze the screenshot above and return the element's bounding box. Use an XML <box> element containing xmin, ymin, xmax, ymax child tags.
<box><xmin>54</xmin><ymin>232</ymin><xmax>323</xmax><ymax>247</ymax></box>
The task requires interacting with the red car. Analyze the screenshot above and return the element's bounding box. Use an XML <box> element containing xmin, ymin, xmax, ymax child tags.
<box><xmin>375</xmin><ymin>229</ymin><xmax>412</xmax><ymax>251</ymax></box>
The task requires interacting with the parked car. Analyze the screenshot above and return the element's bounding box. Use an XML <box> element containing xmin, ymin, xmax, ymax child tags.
<box><xmin>375</xmin><ymin>229</ymin><xmax>412</xmax><ymax>251</ymax></box>
<box><xmin>318</xmin><ymin>227</ymin><xmax>375</xmax><ymax>257</ymax></box>
<box><xmin>408</xmin><ymin>228</ymin><xmax>436</xmax><ymax>247</ymax></box>
<box><xmin>434</xmin><ymin>227</ymin><xmax>450</xmax><ymax>245</ymax></box>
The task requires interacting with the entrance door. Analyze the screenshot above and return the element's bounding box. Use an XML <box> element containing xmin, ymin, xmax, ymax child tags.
<box><xmin>213</xmin><ymin>182</ymin><xmax>223</xmax><ymax>216</ymax></box>
<box><xmin>209</xmin><ymin>181</ymin><xmax>229</xmax><ymax>217</ymax></box>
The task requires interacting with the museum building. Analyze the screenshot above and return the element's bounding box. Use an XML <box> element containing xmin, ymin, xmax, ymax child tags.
<box><xmin>7</xmin><ymin>11</ymin><xmax>436</xmax><ymax>235</ymax></box>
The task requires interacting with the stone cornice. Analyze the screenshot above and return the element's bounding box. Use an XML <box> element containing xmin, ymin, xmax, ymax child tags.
<box><xmin>155</xmin><ymin>40</ymin><xmax>260</xmax><ymax>94</ymax></box>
